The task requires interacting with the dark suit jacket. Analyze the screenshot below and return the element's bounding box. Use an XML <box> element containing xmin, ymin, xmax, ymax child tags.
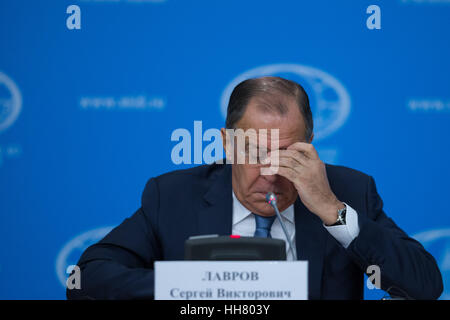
<box><xmin>67</xmin><ymin>163</ymin><xmax>443</xmax><ymax>300</ymax></box>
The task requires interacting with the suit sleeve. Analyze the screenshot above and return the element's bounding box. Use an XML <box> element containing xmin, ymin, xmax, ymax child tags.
<box><xmin>347</xmin><ymin>176</ymin><xmax>443</xmax><ymax>299</ymax></box>
<box><xmin>66</xmin><ymin>178</ymin><xmax>162</xmax><ymax>300</ymax></box>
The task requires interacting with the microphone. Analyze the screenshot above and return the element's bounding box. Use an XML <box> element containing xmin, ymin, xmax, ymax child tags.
<box><xmin>265</xmin><ymin>192</ymin><xmax>297</xmax><ymax>260</ymax></box>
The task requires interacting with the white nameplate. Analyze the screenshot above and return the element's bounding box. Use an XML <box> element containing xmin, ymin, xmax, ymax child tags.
<box><xmin>155</xmin><ymin>261</ymin><xmax>308</xmax><ymax>300</ymax></box>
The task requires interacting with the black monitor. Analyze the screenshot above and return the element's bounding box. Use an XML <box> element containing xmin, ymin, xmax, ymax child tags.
<box><xmin>184</xmin><ymin>235</ymin><xmax>286</xmax><ymax>261</ymax></box>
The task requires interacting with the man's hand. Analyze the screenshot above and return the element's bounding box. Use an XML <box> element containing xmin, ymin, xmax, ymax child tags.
<box><xmin>270</xmin><ymin>142</ymin><xmax>345</xmax><ymax>225</ymax></box>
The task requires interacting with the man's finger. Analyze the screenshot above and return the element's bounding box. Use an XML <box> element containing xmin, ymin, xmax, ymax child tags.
<box><xmin>277</xmin><ymin>149</ymin><xmax>310</xmax><ymax>167</ymax></box>
<box><xmin>287</xmin><ymin>142</ymin><xmax>319</xmax><ymax>160</ymax></box>
<box><xmin>277</xmin><ymin>156</ymin><xmax>305</xmax><ymax>173</ymax></box>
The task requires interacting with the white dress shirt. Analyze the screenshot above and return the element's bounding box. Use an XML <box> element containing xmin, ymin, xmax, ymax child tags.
<box><xmin>231</xmin><ymin>192</ymin><xmax>360</xmax><ymax>260</ymax></box>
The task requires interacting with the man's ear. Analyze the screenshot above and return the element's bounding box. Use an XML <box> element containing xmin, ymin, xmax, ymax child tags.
<box><xmin>309</xmin><ymin>132</ymin><xmax>314</xmax><ymax>144</ymax></box>
<box><xmin>220</xmin><ymin>128</ymin><xmax>227</xmax><ymax>154</ymax></box>
<box><xmin>221</xmin><ymin>128</ymin><xmax>236</xmax><ymax>163</ymax></box>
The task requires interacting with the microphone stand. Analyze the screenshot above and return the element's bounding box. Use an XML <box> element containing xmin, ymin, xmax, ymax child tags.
<box><xmin>266</xmin><ymin>192</ymin><xmax>297</xmax><ymax>261</ymax></box>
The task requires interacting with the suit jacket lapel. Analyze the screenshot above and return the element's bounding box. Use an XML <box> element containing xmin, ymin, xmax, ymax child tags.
<box><xmin>294</xmin><ymin>197</ymin><xmax>327</xmax><ymax>300</ymax></box>
<box><xmin>197</xmin><ymin>164</ymin><xmax>233</xmax><ymax>236</ymax></box>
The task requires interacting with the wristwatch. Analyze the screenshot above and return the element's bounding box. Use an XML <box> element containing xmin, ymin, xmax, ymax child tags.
<box><xmin>330</xmin><ymin>205</ymin><xmax>347</xmax><ymax>226</ymax></box>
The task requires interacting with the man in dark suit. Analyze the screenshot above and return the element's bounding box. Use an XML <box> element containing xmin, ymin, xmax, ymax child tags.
<box><xmin>67</xmin><ymin>76</ymin><xmax>443</xmax><ymax>300</ymax></box>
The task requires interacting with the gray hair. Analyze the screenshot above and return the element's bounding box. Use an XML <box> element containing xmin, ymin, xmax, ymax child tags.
<box><xmin>225</xmin><ymin>76</ymin><xmax>313</xmax><ymax>140</ymax></box>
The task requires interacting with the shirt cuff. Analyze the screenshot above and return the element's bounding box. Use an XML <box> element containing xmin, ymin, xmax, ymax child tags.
<box><xmin>323</xmin><ymin>203</ymin><xmax>360</xmax><ymax>248</ymax></box>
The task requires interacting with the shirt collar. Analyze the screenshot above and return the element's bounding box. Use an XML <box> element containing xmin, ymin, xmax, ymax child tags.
<box><xmin>232</xmin><ymin>191</ymin><xmax>295</xmax><ymax>225</ymax></box>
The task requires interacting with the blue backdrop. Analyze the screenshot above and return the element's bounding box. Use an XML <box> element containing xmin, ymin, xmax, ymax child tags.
<box><xmin>0</xmin><ymin>0</ymin><xmax>449</xmax><ymax>299</ymax></box>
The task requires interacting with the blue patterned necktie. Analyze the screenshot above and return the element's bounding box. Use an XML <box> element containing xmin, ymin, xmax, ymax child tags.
<box><xmin>253</xmin><ymin>213</ymin><xmax>276</xmax><ymax>238</ymax></box>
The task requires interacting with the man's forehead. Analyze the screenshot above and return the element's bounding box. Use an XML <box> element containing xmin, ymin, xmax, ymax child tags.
<box><xmin>235</xmin><ymin>118</ymin><xmax>304</xmax><ymax>143</ymax></box>
<box><xmin>235</xmin><ymin>128</ymin><xmax>303</xmax><ymax>150</ymax></box>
